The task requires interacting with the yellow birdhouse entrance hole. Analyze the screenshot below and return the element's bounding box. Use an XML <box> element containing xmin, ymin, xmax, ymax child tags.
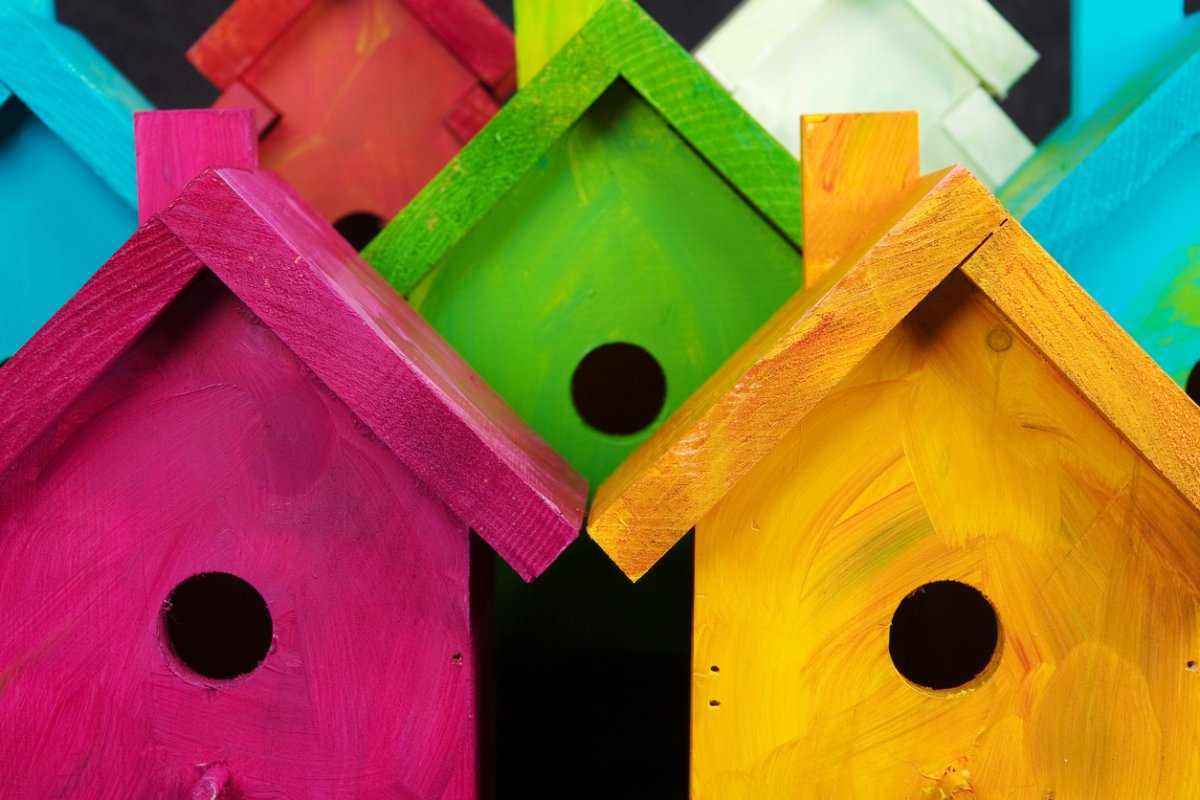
<box><xmin>888</xmin><ymin>580</ymin><xmax>1000</xmax><ymax>691</ymax></box>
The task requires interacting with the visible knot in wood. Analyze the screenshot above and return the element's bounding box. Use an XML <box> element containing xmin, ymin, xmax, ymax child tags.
<box><xmin>987</xmin><ymin>327</ymin><xmax>1013</xmax><ymax>352</ymax></box>
<box><xmin>936</xmin><ymin>760</ymin><xmax>975</xmax><ymax>798</ymax></box>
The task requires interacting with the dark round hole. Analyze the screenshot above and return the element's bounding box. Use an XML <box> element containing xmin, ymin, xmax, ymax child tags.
<box><xmin>1187</xmin><ymin>361</ymin><xmax>1200</xmax><ymax>405</ymax></box>
<box><xmin>889</xmin><ymin>580</ymin><xmax>998</xmax><ymax>690</ymax></box>
<box><xmin>163</xmin><ymin>572</ymin><xmax>273</xmax><ymax>680</ymax></box>
<box><xmin>333</xmin><ymin>211</ymin><xmax>385</xmax><ymax>251</ymax></box>
<box><xmin>570</xmin><ymin>342</ymin><xmax>667</xmax><ymax>436</ymax></box>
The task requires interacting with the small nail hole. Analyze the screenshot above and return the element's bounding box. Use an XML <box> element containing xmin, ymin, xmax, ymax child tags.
<box><xmin>1187</xmin><ymin>660</ymin><xmax>1198</xmax><ymax>672</ymax></box>
<box><xmin>451</xmin><ymin>652</ymin><xmax>463</xmax><ymax>664</ymax></box>
<box><xmin>710</xmin><ymin>665</ymin><xmax>720</xmax><ymax>673</ymax></box>
<box><xmin>708</xmin><ymin>700</ymin><xmax>720</xmax><ymax>707</ymax></box>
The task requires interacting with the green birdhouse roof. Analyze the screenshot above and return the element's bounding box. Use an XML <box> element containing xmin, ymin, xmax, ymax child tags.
<box><xmin>365</xmin><ymin>0</ymin><xmax>801</xmax><ymax>293</ymax></box>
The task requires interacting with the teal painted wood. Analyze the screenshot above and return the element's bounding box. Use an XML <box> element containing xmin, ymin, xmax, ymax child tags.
<box><xmin>998</xmin><ymin>13</ymin><xmax>1200</xmax><ymax>389</ymax></box>
<box><xmin>0</xmin><ymin>6</ymin><xmax>150</xmax><ymax>360</ymax></box>
<box><xmin>1072</xmin><ymin>0</ymin><xmax>1182</xmax><ymax>120</ymax></box>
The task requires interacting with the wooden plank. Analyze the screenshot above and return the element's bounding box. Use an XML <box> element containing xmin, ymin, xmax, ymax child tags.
<box><xmin>906</xmin><ymin>0</ymin><xmax>1037</xmax><ymax>95</ymax></box>
<box><xmin>514</xmin><ymin>0</ymin><xmax>604</xmax><ymax>86</ymax></box>
<box><xmin>0</xmin><ymin>7</ymin><xmax>151</xmax><ymax>205</ymax></box>
<box><xmin>960</xmin><ymin>218</ymin><xmax>1200</xmax><ymax>512</ymax></box>
<box><xmin>186</xmin><ymin>0</ymin><xmax>312</xmax><ymax>89</ymax></box>
<box><xmin>211</xmin><ymin>80</ymin><xmax>280</xmax><ymax>135</ymax></box>
<box><xmin>162</xmin><ymin>168</ymin><xmax>586</xmax><ymax>579</ymax></box>
<box><xmin>1071</xmin><ymin>0</ymin><xmax>1182</xmax><ymax>119</ymax></box>
<box><xmin>588</xmin><ymin>167</ymin><xmax>1006</xmax><ymax>580</ymax></box>
<box><xmin>938</xmin><ymin>86</ymin><xmax>1035</xmax><ymax>187</ymax></box>
<box><xmin>693</xmin><ymin>0</ymin><xmax>828</xmax><ymax>89</ymax></box>
<box><xmin>135</xmin><ymin>109</ymin><xmax>258</xmax><ymax>223</ymax></box>
<box><xmin>405</xmin><ymin>0</ymin><xmax>517</xmax><ymax>93</ymax></box>
<box><xmin>800</xmin><ymin>112</ymin><xmax>920</xmax><ymax>289</ymax></box>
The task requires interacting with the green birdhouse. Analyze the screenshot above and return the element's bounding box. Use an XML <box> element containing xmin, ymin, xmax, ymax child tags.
<box><xmin>365</xmin><ymin>0</ymin><xmax>804</xmax><ymax>490</ymax></box>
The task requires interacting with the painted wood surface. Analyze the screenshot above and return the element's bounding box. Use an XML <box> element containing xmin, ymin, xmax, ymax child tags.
<box><xmin>0</xmin><ymin>168</ymin><xmax>585</xmax><ymax>581</ymax></box>
<box><xmin>801</xmin><ymin>112</ymin><xmax>920</xmax><ymax>288</ymax></box>
<box><xmin>0</xmin><ymin>164</ymin><xmax>585</xmax><ymax>794</ymax></box>
<box><xmin>135</xmin><ymin>109</ymin><xmax>258</xmax><ymax>222</ymax></box>
<box><xmin>0</xmin><ymin>5</ymin><xmax>149</xmax><ymax>362</ymax></box>
<box><xmin>695</xmin><ymin>0</ymin><xmax>1036</xmax><ymax>188</ymax></box>
<box><xmin>366</xmin><ymin>0</ymin><xmax>802</xmax><ymax>491</ymax></box>
<box><xmin>1072</xmin><ymin>0</ymin><xmax>1182</xmax><ymax>119</ymax></box>
<box><xmin>692</xmin><ymin>267</ymin><xmax>1200</xmax><ymax>798</ymax></box>
<box><xmin>514</xmin><ymin>0</ymin><xmax>603</xmax><ymax>86</ymax></box>
<box><xmin>998</xmin><ymin>12</ymin><xmax>1200</xmax><ymax>391</ymax></box>
<box><xmin>189</xmin><ymin>0</ymin><xmax>514</xmax><ymax>238</ymax></box>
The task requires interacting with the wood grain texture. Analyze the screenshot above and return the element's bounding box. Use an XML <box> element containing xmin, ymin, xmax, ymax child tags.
<box><xmin>211</xmin><ymin>80</ymin><xmax>279</xmax><ymax>135</ymax></box>
<box><xmin>186</xmin><ymin>0</ymin><xmax>312</xmax><ymax>89</ymax></box>
<box><xmin>997</xmin><ymin>13</ymin><xmax>1200</xmax><ymax>388</ymax></box>
<box><xmin>0</xmin><ymin>270</ymin><xmax>484</xmax><ymax>797</ymax></box>
<box><xmin>0</xmin><ymin>6</ymin><xmax>147</xmax><ymax>359</ymax></box>
<box><xmin>514</xmin><ymin>0</ymin><xmax>604</xmax><ymax>86</ymax></box>
<box><xmin>691</xmin><ymin>269</ymin><xmax>1200</xmax><ymax>798</ymax></box>
<box><xmin>191</xmin><ymin>0</ymin><xmax>514</xmax><ymax>231</ymax></box>
<box><xmin>366</xmin><ymin>0</ymin><xmax>800</xmax><ymax>293</ymax></box>
<box><xmin>801</xmin><ymin>112</ymin><xmax>920</xmax><ymax>289</ymax></box>
<box><xmin>1072</xmin><ymin>0</ymin><xmax>1182</xmax><ymax>119</ymax></box>
<box><xmin>588</xmin><ymin>166</ymin><xmax>1007</xmax><ymax>579</ymax></box>
<box><xmin>695</xmin><ymin>0</ymin><xmax>1035</xmax><ymax>189</ymax></box>
<box><xmin>0</xmin><ymin>167</ymin><xmax>585</xmax><ymax>580</ymax></box>
<box><xmin>135</xmin><ymin>109</ymin><xmax>258</xmax><ymax>223</ymax></box>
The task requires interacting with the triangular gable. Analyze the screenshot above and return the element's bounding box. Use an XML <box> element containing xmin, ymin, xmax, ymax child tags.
<box><xmin>0</xmin><ymin>167</ymin><xmax>585</xmax><ymax>580</ymax></box>
<box><xmin>0</xmin><ymin>6</ymin><xmax>150</xmax><ymax>206</ymax></box>
<box><xmin>188</xmin><ymin>0</ymin><xmax>514</xmax><ymax>94</ymax></box>
<box><xmin>999</xmin><ymin>13</ymin><xmax>1200</xmax><ymax>263</ymax></box>
<box><xmin>589</xmin><ymin>165</ymin><xmax>1200</xmax><ymax>579</ymax></box>
<box><xmin>364</xmin><ymin>0</ymin><xmax>800</xmax><ymax>293</ymax></box>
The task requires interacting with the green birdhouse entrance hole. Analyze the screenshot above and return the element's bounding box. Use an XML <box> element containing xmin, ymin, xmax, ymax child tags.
<box><xmin>571</xmin><ymin>341</ymin><xmax>667</xmax><ymax>436</ymax></box>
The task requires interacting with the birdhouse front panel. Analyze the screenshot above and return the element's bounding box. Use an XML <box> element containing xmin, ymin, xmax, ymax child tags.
<box><xmin>407</xmin><ymin>80</ymin><xmax>803</xmax><ymax>487</ymax></box>
<box><xmin>0</xmin><ymin>99</ymin><xmax>136</xmax><ymax>362</ymax></box>
<box><xmin>0</xmin><ymin>271</ymin><xmax>485</xmax><ymax>797</ymax></box>
<box><xmin>691</xmin><ymin>271</ymin><xmax>1200</xmax><ymax>798</ymax></box>
<box><xmin>209</xmin><ymin>0</ymin><xmax>508</xmax><ymax>247</ymax></box>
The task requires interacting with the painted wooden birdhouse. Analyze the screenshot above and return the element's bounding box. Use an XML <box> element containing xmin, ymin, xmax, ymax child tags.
<box><xmin>365</xmin><ymin>0</ymin><xmax>804</xmax><ymax>489</ymax></box>
<box><xmin>694</xmin><ymin>0</ymin><xmax>1038</xmax><ymax>189</ymax></box>
<box><xmin>187</xmin><ymin>0</ymin><xmax>515</xmax><ymax>250</ymax></box>
<box><xmin>999</xmin><ymin>0</ymin><xmax>1200</xmax><ymax>395</ymax></box>
<box><xmin>588</xmin><ymin>113</ymin><xmax>1200</xmax><ymax>798</ymax></box>
<box><xmin>0</xmin><ymin>0</ymin><xmax>150</xmax><ymax>363</ymax></box>
<box><xmin>0</xmin><ymin>109</ymin><xmax>585</xmax><ymax>797</ymax></box>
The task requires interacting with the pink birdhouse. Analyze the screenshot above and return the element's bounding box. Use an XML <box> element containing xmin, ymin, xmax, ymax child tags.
<box><xmin>0</xmin><ymin>110</ymin><xmax>585</xmax><ymax>798</ymax></box>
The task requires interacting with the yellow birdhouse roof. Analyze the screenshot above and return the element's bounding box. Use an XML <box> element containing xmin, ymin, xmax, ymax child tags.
<box><xmin>589</xmin><ymin>117</ymin><xmax>1200</xmax><ymax>583</ymax></box>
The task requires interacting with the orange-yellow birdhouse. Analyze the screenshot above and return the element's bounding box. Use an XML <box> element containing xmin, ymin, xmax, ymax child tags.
<box><xmin>588</xmin><ymin>112</ymin><xmax>1200</xmax><ymax>799</ymax></box>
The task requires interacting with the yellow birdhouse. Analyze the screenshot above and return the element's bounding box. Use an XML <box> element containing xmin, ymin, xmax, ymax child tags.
<box><xmin>588</xmin><ymin>112</ymin><xmax>1200</xmax><ymax>799</ymax></box>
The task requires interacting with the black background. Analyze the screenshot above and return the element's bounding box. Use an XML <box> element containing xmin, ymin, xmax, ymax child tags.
<box><xmin>53</xmin><ymin>1</ymin><xmax>1074</xmax><ymax>797</ymax></box>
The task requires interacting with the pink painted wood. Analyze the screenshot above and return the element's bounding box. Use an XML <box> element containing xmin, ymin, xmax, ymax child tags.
<box><xmin>0</xmin><ymin>166</ymin><xmax>585</xmax><ymax>795</ymax></box>
<box><xmin>135</xmin><ymin>109</ymin><xmax>259</xmax><ymax>222</ymax></box>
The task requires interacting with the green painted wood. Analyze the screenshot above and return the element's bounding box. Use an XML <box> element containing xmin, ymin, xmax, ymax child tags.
<box><xmin>407</xmin><ymin>81</ymin><xmax>802</xmax><ymax>486</ymax></box>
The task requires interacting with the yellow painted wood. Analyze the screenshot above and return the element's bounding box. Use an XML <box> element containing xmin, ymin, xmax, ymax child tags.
<box><xmin>801</xmin><ymin>112</ymin><xmax>920</xmax><ymax>289</ymax></box>
<box><xmin>692</xmin><ymin>270</ymin><xmax>1200</xmax><ymax>798</ymax></box>
<box><xmin>589</xmin><ymin>166</ymin><xmax>1008</xmax><ymax>580</ymax></box>
<box><xmin>514</xmin><ymin>0</ymin><xmax>604</xmax><ymax>86</ymax></box>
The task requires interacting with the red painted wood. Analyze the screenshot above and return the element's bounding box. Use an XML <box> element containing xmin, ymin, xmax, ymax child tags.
<box><xmin>188</xmin><ymin>0</ymin><xmax>515</xmax><ymax>227</ymax></box>
<box><xmin>0</xmin><ymin>165</ymin><xmax>584</xmax><ymax>794</ymax></box>
<box><xmin>135</xmin><ymin>109</ymin><xmax>259</xmax><ymax>223</ymax></box>
<box><xmin>212</xmin><ymin>80</ymin><xmax>280</xmax><ymax>136</ymax></box>
<box><xmin>0</xmin><ymin>168</ymin><xmax>585</xmax><ymax>580</ymax></box>
<box><xmin>187</xmin><ymin>0</ymin><xmax>311</xmax><ymax>89</ymax></box>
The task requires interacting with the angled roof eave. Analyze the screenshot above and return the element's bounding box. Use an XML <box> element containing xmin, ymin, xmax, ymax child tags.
<box><xmin>189</xmin><ymin>0</ymin><xmax>514</xmax><ymax>94</ymax></box>
<box><xmin>0</xmin><ymin>7</ymin><xmax>150</xmax><ymax>207</ymax></box>
<box><xmin>0</xmin><ymin>168</ymin><xmax>585</xmax><ymax>581</ymax></box>
<box><xmin>365</xmin><ymin>0</ymin><xmax>801</xmax><ymax>294</ymax></box>
<box><xmin>999</xmin><ymin>13</ymin><xmax>1200</xmax><ymax>263</ymax></box>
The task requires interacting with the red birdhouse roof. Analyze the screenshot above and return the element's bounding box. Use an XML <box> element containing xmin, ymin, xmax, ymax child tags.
<box><xmin>0</xmin><ymin>166</ymin><xmax>585</xmax><ymax>580</ymax></box>
<box><xmin>188</xmin><ymin>0</ymin><xmax>514</xmax><ymax>94</ymax></box>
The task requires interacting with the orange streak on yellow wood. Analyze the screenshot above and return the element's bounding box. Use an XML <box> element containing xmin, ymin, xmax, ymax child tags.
<box><xmin>801</xmin><ymin>112</ymin><xmax>921</xmax><ymax>290</ymax></box>
<box><xmin>691</xmin><ymin>273</ymin><xmax>1200</xmax><ymax>798</ymax></box>
<box><xmin>960</xmin><ymin>220</ymin><xmax>1200</xmax><ymax>528</ymax></box>
<box><xmin>588</xmin><ymin>166</ymin><xmax>1007</xmax><ymax>580</ymax></box>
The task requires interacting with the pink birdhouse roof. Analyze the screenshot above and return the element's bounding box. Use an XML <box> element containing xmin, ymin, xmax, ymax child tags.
<box><xmin>0</xmin><ymin>166</ymin><xmax>585</xmax><ymax>580</ymax></box>
<box><xmin>188</xmin><ymin>0</ymin><xmax>515</xmax><ymax>94</ymax></box>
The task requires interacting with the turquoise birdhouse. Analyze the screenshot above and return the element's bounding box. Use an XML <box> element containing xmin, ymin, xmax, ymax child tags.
<box><xmin>999</xmin><ymin>0</ymin><xmax>1200</xmax><ymax>396</ymax></box>
<box><xmin>0</xmin><ymin>0</ymin><xmax>150</xmax><ymax>363</ymax></box>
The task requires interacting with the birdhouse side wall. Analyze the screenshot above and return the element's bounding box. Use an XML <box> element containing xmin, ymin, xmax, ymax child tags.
<box><xmin>0</xmin><ymin>271</ymin><xmax>484</xmax><ymax>798</ymax></box>
<box><xmin>0</xmin><ymin>99</ymin><xmax>135</xmax><ymax>361</ymax></box>
<box><xmin>691</xmin><ymin>272</ymin><xmax>1200</xmax><ymax>798</ymax></box>
<box><xmin>227</xmin><ymin>0</ymin><xmax>501</xmax><ymax>231</ymax></box>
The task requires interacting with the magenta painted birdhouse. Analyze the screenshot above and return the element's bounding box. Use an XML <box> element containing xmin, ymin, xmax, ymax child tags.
<box><xmin>0</xmin><ymin>111</ymin><xmax>585</xmax><ymax>798</ymax></box>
